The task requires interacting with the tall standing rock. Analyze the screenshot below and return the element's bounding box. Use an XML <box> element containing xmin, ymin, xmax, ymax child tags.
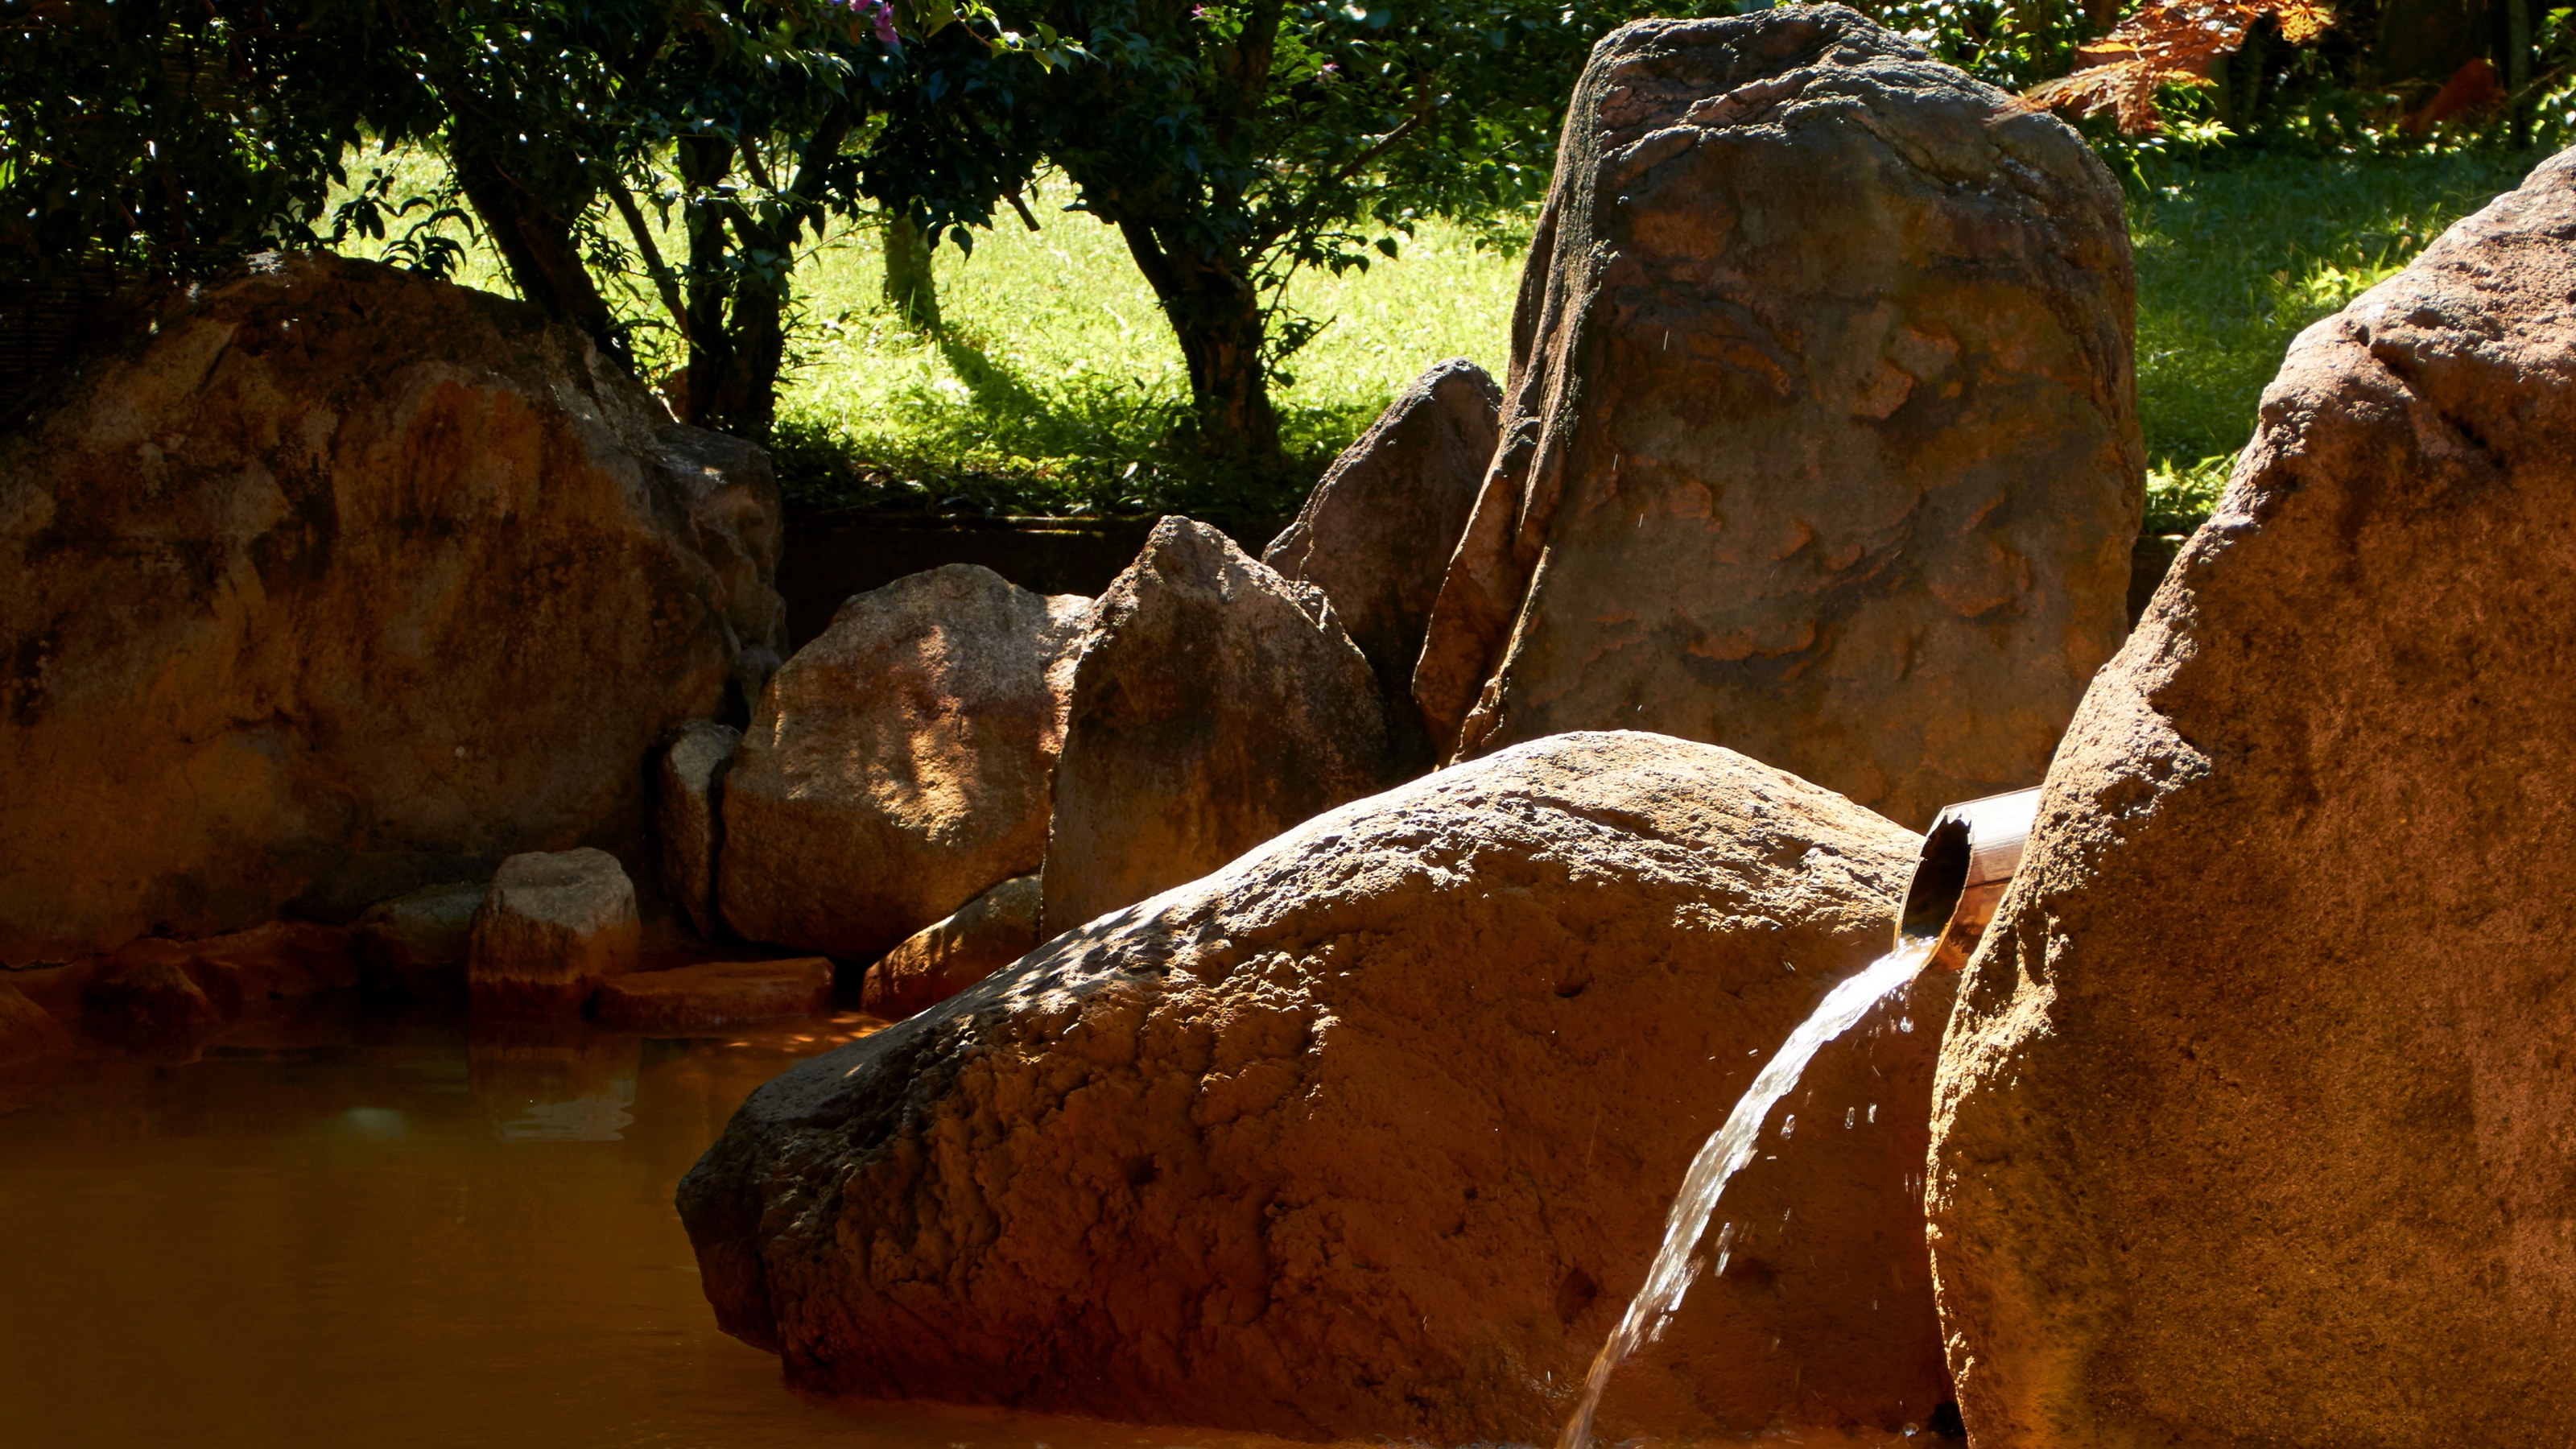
<box><xmin>720</xmin><ymin>565</ymin><xmax>1090</xmax><ymax>960</ymax></box>
<box><xmin>1039</xmin><ymin>518</ymin><xmax>1389</xmax><ymax>938</ymax></box>
<box><xmin>1264</xmin><ymin>357</ymin><xmax>1500</xmax><ymax>763</ymax></box>
<box><xmin>656</xmin><ymin>720</ymin><xmax>740</xmax><ymax>939</ymax></box>
<box><xmin>1926</xmin><ymin>151</ymin><xmax>2576</xmax><ymax>1449</ymax></box>
<box><xmin>0</xmin><ymin>252</ymin><xmax>782</xmax><ymax>965</ymax></box>
<box><xmin>682</xmin><ymin>731</ymin><xmax>1949</xmax><ymax>1443</ymax></box>
<box><xmin>1413</xmin><ymin>5</ymin><xmax>2140</xmax><ymax>827</ymax></box>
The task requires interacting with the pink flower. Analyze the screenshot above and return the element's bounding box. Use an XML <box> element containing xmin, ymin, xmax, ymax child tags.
<box><xmin>849</xmin><ymin>0</ymin><xmax>900</xmax><ymax>47</ymax></box>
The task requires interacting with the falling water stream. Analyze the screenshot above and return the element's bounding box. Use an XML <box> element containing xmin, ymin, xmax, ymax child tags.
<box><xmin>1553</xmin><ymin>939</ymin><xmax>1937</xmax><ymax>1449</ymax></box>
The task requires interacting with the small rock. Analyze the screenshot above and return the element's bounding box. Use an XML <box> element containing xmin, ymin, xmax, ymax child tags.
<box><xmin>468</xmin><ymin>848</ymin><xmax>640</xmax><ymax>1014</ymax></box>
<box><xmin>861</xmin><ymin>874</ymin><xmax>1042</xmax><ymax>1019</ymax></box>
<box><xmin>1041</xmin><ymin>518</ymin><xmax>1391</xmax><ymax>938</ymax></box>
<box><xmin>0</xmin><ymin>979</ymin><xmax>72</xmax><ymax>1066</ymax></box>
<box><xmin>1264</xmin><ymin>357</ymin><xmax>1499</xmax><ymax>766</ymax></box>
<box><xmin>355</xmin><ymin>881</ymin><xmax>488</xmax><ymax>997</ymax></box>
<box><xmin>187</xmin><ymin>919</ymin><xmax>361</xmax><ymax>1001</ymax></box>
<box><xmin>721</xmin><ymin>564</ymin><xmax>1091</xmax><ymax>960</ymax></box>
<box><xmin>592</xmin><ymin>958</ymin><xmax>835</xmax><ymax>1034</ymax></box>
<box><xmin>78</xmin><ymin>939</ymin><xmax>241</xmax><ymax>1055</ymax></box>
<box><xmin>657</xmin><ymin>721</ymin><xmax>741</xmax><ymax>939</ymax></box>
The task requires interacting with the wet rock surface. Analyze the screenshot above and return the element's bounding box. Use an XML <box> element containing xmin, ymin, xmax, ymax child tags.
<box><xmin>1040</xmin><ymin>518</ymin><xmax>1391</xmax><ymax>938</ymax></box>
<box><xmin>469</xmin><ymin>849</ymin><xmax>641</xmax><ymax>1014</ymax></box>
<box><xmin>657</xmin><ymin>722</ymin><xmax>740</xmax><ymax>941</ymax></box>
<box><xmin>859</xmin><ymin>873</ymin><xmax>1042</xmax><ymax>1020</ymax></box>
<box><xmin>1927</xmin><ymin>149</ymin><xmax>2576</xmax><ymax>1448</ymax></box>
<box><xmin>683</xmin><ymin>731</ymin><xmax>1946</xmax><ymax>1443</ymax></box>
<box><xmin>1263</xmin><ymin>357</ymin><xmax>1499</xmax><ymax>763</ymax></box>
<box><xmin>1411</xmin><ymin>5</ymin><xmax>2140</xmax><ymax>827</ymax></box>
<box><xmin>0</xmin><ymin>980</ymin><xmax>70</xmax><ymax>1065</ymax></box>
<box><xmin>720</xmin><ymin>565</ymin><xmax>1090</xmax><ymax>960</ymax></box>
<box><xmin>354</xmin><ymin>881</ymin><xmax>487</xmax><ymax>997</ymax></box>
<box><xmin>0</xmin><ymin>251</ymin><xmax>782</xmax><ymax>967</ymax></box>
<box><xmin>592</xmin><ymin>958</ymin><xmax>834</xmax><ymax>1034</ymax></box>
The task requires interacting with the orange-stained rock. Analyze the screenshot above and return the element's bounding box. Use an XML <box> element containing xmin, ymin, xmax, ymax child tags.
<box><xmin>1927</xmin><ymin>149</ymin><xmax>2576</xmax><ymax>1448</ymax></box>
<box><xmin>0</xmin><ymin>251</ymin><xmax>782</xmax><ymax>966</ymax></box>
<box><xmin>657</xmin><ymin>721</ymin><xmax>740</xmax><ymax>940</ymax></box>
<box><xmin>1039</xmin><ymin>518</ymin><xmax>1390</xmax><ymax>937</ymax></box>
<box><xmin>860</xmin><ymin>874</ymin><xmax>1040</xmax><ymax>1020</ymax></box>
<box><xmin>683</xmin><ymin>731</ymin><xmax>1950</xmax><ymax>1443</ymax></box>
<box><xmin>468</xmin><ymin>849</ymin><xmax>640</xmax><ymax>1015</ymax></box>
<box><xmin>592</xmin><ymin>957</ymin><xmax>835</xmax><ymax>1034</ymax></box>
<box><xmin>721</xmin><ymin>565</ymin><xmax>1090</xmax><ymax>960</ymax></box>
<box><xmin>0</xmin><ymin>979</ymin><xmax>72</xmax><ymax>1066</ymax></box>
<box><xmin>1412</xmin><ymin>6</ymin><xmax>2140</xmax><ymax>827</ymax></box>
<box><xmin>78</xmin><ymin>939</ymin><xmax>242</xmax><ymax>1056</ymax></box>
<box><xmin>1264</xmin><ymin>357</ymin><xmax>1498</xmax><ymax>765</ymax></box>
<box><xmin>186</xmin><ymin>919</ymin><xmax>361</xmax><ymax>1001</ymax></box>
<box><xmin>354</xmin><ymin>881</ymin><xmax>485</xmax><ymax>997</ymax></box>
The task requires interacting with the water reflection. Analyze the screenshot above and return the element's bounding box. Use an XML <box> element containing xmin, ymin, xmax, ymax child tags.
<box><xmin>0</xmin><ymin>1001</ymin><xmax>1312</xmax><ymax>1449</ymax></box>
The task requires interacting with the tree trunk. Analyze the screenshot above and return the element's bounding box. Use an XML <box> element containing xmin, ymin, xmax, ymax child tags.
<box><xmin>1115</xmin><ymin>217</ymin><xmax>1283</xmax><ymax>477</ymax></box>
<box><xmin>883</xmin><ymin>214</ymin><xmax>941</xmax><ymax>331</ymax></box>
<box><xmin>444</xmin><ymin>131</ymin><xmax>626</xmax><ymax>369</ymax></box>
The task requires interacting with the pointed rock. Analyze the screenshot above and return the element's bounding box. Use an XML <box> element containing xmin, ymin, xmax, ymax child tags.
<box><xmin>1265</xmin><ymin>357</ymin><xmax>1499</xmax><ymax>763</ymax></box>
<box><xmin>1040</xmin><ymin>518</ymin><xmax>1390</xmax><ymax>938</ymax></box>
<box><xmin>1412</xmin><ymin>6</ymin><xmax>2140</xmax><ymax>827</ymax></box>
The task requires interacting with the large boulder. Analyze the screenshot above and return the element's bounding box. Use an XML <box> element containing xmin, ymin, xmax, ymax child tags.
<box><xmin>1040</xmin><ymin>517</ymin><xmax>1390</xmax><ymax>937</ymax></box>
<box><xmin>1926</xmin><ymin>152</ymin><xmax>2576</xmax><ymax>1447</ymax></box>
<box><xmin>0</xmin><ymin>251</ymin><xmax>782</xmax><ymax>966</ymax></box>
<box><xmin>720</xmin><ymin>565</ymin><xmax>1089</xmax><ymax>960</ymax></box>
<box><xmin>1263</xmin><ymin>357</ymin><xmax>1500</xmax><ymax>762</ymax></box>
<box><xmin>1411</xmin><ymin>6</ymin><xmax>2140</xmax><ymax>828</ymax></box>
<box><xmin>682</xmin><ymin>731</ymin><xmax>1953</xmax><ymax>1443</ymax></box>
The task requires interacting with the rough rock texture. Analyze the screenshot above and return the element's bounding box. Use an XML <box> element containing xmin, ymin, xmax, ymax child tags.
<box><xmin>1263</xmin><ymin>357</ymin><xmax>1500</xmax><ymax>762</ymax></box>
<box><xmin>1412</xmin><ymin>6</ymin><xmax>2140</xmax><ymax>828</ymax></box>
<box><xmin>1926</xmin><ymin>151</ymin><xmax>2576</xmax><ymax>1449</ymax></box>
<box><xmin>1040</xmin><ymin>518</ymin><xmax>1391</xmax><ymax>937</ymax></box>
<box><xmin>592</xmin><ymin>957</ymin><xmax>834</xmax><ymax>1033</ymax></box>
<box><xmin>658</xmin><ymin>721</ymin><xmax>741</xmax><ymax>939</ymax></box>
<box><xmin>721</xmin><ymin>565</ymin><xmax>1090</xmax><ymax>960</ymax></box>
<box><xmin>683</xmin><ymin>731</ymin><xmax>1951</xmax><ymax>1443</ymax></box>
<box><xmin>860</xmin><ymin>874</ymin><xmax>1042</xmax><ymax>1020</ymax></box>
<box><xmin>0</xmin><ymin>250</ymin><xmax>783</xmax><ymax>966</ymax></box>
<box><xmin>0</xmin><ymin>979</ymin><xmax>72</xmax><ymax>1065</ymax></box>
<box><xmin>354</xmin><ymin>881</ymin><xmax>486</xmax><ymax>997</ymax></box>
<box><xmin>468</xmin><ymin>848</ymin><xmax>640</xmax><ymax>1013</ymax></box>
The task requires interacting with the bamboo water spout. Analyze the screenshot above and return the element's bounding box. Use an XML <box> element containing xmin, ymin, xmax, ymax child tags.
<box><xmin>1897</xmin><ymin>786</ymin><xmax>2043</xmax><ymax>971</ymax></box>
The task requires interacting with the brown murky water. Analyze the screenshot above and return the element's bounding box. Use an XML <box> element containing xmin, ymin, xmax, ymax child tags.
<box><xmin>0</xmin><ymin>1001</ymin><xmax>1307</xmax><ymax>1449</ymax></box>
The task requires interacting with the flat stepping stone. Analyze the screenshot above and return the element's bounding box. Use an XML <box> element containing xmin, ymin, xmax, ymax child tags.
<box><xmin>591</xmin><ymin>958</ymin><xmax>833</xmax><ymax>1034</ymax></box>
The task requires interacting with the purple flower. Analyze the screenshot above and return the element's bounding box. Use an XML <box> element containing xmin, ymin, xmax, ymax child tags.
<box><xmin>850</xmin><ymin>0</ymin><xmax>901</xmax><ymax>47</ymax></box>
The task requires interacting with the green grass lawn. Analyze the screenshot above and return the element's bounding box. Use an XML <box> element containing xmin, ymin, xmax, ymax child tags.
<box><xmin>334</xmin><ymin>147</ymin><xmax>2537</xmax><ymax>531</ymax></box>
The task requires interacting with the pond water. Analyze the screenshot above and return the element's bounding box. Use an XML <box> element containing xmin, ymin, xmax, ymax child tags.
<box><xmin>0</xmin><ymin>1000</ymin><xmax>1305</xmax><ymax>1449</ymax></box>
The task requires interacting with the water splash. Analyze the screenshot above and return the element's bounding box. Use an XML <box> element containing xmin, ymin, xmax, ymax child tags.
<box><xmin>1553</xmin><ymin>939</ymin><xmax>1935</xmax><ymax>1449</ymax></box>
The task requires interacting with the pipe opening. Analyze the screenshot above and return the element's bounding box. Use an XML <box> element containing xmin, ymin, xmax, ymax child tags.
<box><xmin>1900</xmin><ymin>816</ymin><xmax>1971</xmax><ymax>942</ymax></box>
